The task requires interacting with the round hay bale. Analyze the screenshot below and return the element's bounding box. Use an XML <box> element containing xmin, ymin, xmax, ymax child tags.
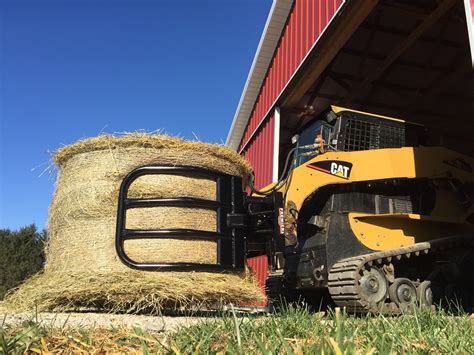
<box><xmin>5</xmin><ymin>134</ymin><xmax>263</xmax><ymax>313</ymax></box>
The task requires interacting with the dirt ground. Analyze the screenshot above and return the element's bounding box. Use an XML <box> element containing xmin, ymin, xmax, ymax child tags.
<box><xmin>0</xmin><ymin>309</ymin><xmax>209</xmax><ymax>332</ymax></box>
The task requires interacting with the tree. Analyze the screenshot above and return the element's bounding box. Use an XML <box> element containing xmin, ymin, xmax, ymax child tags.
<box><xmin>0</xmin><ymin>224</ymin><xmax>46</xmax><ymax>299</ymax></box>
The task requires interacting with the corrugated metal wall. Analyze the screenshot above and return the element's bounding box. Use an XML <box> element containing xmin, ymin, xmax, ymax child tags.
<box><xmin>239</xmin><ymin>0</ymin><xmax>344</xmax><ymax>155</ymax></box>
<box><xmin>239</xmin><ymin>0</ymin><xmax>344</xmax><ymax>188</ymax></box>
<box><xmin>242</xmin><ymin>115</ymin><xmax>274</xmax><ymax>189</ymax></box>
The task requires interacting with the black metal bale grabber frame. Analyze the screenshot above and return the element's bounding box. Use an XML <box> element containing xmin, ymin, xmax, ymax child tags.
<box><xmin>115</xmin><ymin>165</ymin><xmax>246</xmax><ymax>271</ymax></box>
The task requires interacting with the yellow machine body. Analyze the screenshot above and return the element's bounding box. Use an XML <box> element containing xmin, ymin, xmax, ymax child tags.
<box><xmin>283</xmin><ymin>147</ymin><xmax>474</xmax><ymax>251</ymax></box>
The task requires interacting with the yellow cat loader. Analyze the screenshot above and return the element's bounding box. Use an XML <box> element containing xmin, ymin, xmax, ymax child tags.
<box><xmin>115</xmin><ymin>106</ymin><xmax>474</xmax><ymax>313</ymax></box>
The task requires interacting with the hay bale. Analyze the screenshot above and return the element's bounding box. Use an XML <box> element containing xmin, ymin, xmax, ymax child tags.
<box><xmin>5</xmin><ymin>134</ymin><xmax>263</xmax><ymax>313</ymax></box>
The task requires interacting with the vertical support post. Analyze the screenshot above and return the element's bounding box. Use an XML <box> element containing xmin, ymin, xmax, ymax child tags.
<box><xmin>272</xmin><ymin>106</ymin><xmax>281</xmax><ymax>182</ymax></box>
<box><xmin>464</xmin><ymin>0</ymin><xmax>474</xmax><ymax>67</ymax></box>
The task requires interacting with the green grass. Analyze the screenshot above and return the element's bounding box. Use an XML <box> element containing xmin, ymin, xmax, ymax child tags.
<box><xmin>168</xmin><ymin>306</ymin><xmax>473</xmax><ymax>354</ymax></box>
<box><xmin>1</xmin><ymin>306</ymin><xmax>473</xmax><ymax>354</ymax></box>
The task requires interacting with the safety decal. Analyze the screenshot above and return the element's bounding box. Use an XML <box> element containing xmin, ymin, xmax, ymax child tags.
<box><xmin>307</xmin><ymin>160</ymin><xmax>353</xmax><ymax>180</ymax></box>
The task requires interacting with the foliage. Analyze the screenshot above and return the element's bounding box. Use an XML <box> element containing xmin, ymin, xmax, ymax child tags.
<box><xmin>1</xmin><ymin>306</ymin><xmax>473</xmax><ymax>353</ymax></box>
<box><xmin>0</xmin><ymin>224</ymin><xmax>46</xmax><ymax>300</ymax></box>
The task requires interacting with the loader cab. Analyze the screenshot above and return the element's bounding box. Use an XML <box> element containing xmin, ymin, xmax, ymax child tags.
<box><xmin>292</xmin><ymin>106</ymin><xmax>427</xmax><ymax>169</ymax></box>
<box><xmin>293</xmin><ymin>119</ymin><xmax>332</xmax><ymax>168</ymax></box>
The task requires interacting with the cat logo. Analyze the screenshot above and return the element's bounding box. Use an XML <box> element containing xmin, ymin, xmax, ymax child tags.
<box><xmin>331</xmin><ymin>162</ymin><xmax>350</xmax><ymax>178</ymax></box>
<box><xmin>307</xmin><ymin>160</ymin><xmax>353</xmax><ymax>180</ymax></box>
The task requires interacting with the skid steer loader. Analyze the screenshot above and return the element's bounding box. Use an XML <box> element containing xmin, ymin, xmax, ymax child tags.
<box><xmin>115</xmin><ymin>106</ymin><xmax>474</xmax><ymax>313</ymax></box>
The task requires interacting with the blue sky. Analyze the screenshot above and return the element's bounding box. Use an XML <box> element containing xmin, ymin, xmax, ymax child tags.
<box><xmin>0</xmin><ymin>0</ymin><xmax>271</xmax><ymax>230</ymax></box>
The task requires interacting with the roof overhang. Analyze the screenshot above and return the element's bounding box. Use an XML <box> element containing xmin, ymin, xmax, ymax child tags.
<box><xmin>226</xmin><ymin>0</ymin><xmax>293</xmax><ymax>150</ymax></box>
<box><xmin>279</xmin><ymin>0</ymin><xmax>474</xmax><ymax>156</ymax></box>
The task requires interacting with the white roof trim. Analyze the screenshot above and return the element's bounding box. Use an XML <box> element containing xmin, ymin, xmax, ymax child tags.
<box><xmin>226</xmin><ymin>0</ymin><xmax>293</xmax><ymax>150</ymax></box>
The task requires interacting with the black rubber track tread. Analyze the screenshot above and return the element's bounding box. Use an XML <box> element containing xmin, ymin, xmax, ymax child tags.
<box><xmin>327</xmin><ymin>235</ymin><xmax>474</xmax><ymax>313</ymax></box>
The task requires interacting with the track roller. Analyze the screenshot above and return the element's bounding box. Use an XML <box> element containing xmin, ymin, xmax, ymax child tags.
<box><xmin>417</xmin><ymin>280</ymin><xmax>433</xmax><ymax>307</ymax></box>
<box><xmin>359</xmin><ymin>267</ymin><xmax>388</xmax><ymax>304</ymax></box>
<box><xmin>389</xmin><ymin>278</ymin><xmax>417</xmax><ymax>306</ymax></box>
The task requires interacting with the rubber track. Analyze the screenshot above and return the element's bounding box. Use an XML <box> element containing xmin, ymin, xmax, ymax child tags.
<box><xmin>328</xmin><ymin>235</ymin><xmax>474</xmax><ymax>313</ymax></box>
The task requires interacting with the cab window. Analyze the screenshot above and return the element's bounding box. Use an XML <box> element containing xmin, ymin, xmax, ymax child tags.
<box><xmin>293</xmin><ymin>121</ymin><xmax>331</xmax><ymax>168</ymax></box>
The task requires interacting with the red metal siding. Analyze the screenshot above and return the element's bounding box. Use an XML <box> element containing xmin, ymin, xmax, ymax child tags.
<box><xmin>242</xmin><ymin>115</ymin><xmax>274</xmax><ymax>188</ymax></box>
<box><xmin>239</xmin><ymin>0</ymin><xmax>344</xmax><ymax>152</ymax></box>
